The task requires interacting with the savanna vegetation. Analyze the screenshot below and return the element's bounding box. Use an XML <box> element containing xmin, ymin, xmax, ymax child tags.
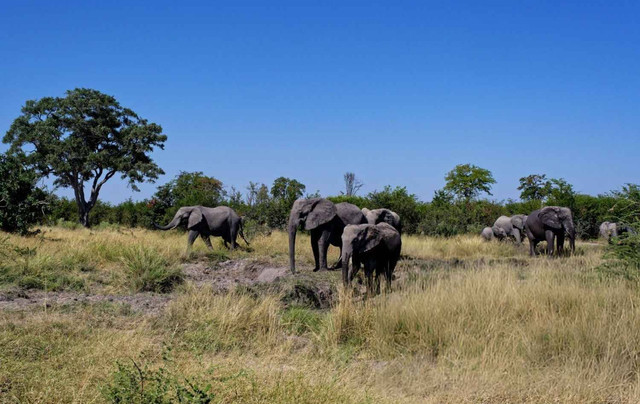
<box><xmin>2</xmin><ymin>89</ymin><xmax>640</xmax><ymax>403</ymax></box>
<box><xmin>2</xmin><ymin>228</ymin><xmax>640</xmax><ymax>403</ymax></box>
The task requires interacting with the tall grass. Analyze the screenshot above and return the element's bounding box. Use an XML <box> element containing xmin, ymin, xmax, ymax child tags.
<box><xmin>3</xmin><ymin>226</ymin><xmax>640</xmax><ymax>402</ymax></box>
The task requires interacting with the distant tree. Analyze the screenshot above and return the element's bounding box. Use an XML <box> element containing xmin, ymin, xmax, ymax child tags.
<box><xmin>547</xmin><ymin>178</ymin><xmax>576</xmax><ymax>209</ymax></box>
<box><xmin>431</xmin><ymin>189</ymin><xmax>454</xmax><ymax>207</ymax></box>
<box><xmin>3</xmin><ymin>88</ymin><xmax>166</xmax><ymax>227</ymax></box>
<box><xmin>270</xmin><ymin>177</ymin><xmax>306</xmax><ymax>206</ymax></box>
<box><xmin>150</xmin><ymin>171</ymin><xmax>225</xmax><ymax>224</ymax></box>
<box><xmin>343</xmin><ymin>172</ymin><xmax>363</xmax><ymax>196</ymax></box>
<box><xmin>517</xmin><ymin>174</ymin><xmax>551</xmax><ymax>205</ymax></box>
<box><xmin>268</xmin><ymin>177</ymin><xmax>306</xmax><ymax>228</ymax></box>
<box><xmin>444</xmin><ymin>164</ymin><xmax>496</xmax><ymax>201</ymax></box>
<box><xmin>227</xmin><ymin>186</ymin><xmax>244</xmax><ymax>212</ymax></box>
<box><xmin>246</xmin><ymin>181</ymin><xmax>260</xmax><ymax>207</ymax></box>
<box><xmin>0</xmin><ymin>153</ymin><xmax>51</xmax><ymax>234</ymax></box>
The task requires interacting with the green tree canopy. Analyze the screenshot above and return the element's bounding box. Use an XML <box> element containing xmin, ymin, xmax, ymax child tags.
<box><xmin>270</xmin><ymin>177</ymin><xmax>306</xmax><ymax>206</ymax></box>
<box><xmin>517</xmin><ymin>174</ymin><xmax>551</xmax><ymax>203</ymax></box>
<box><xmin>3</xmin><ymin>88</ymin><xmax>166</xmax><ymax>227</ymax></box>
<box><xmin>444</xmin><ymin>164</ymin><xmax>496</xmax><ymax>201</ymax></box>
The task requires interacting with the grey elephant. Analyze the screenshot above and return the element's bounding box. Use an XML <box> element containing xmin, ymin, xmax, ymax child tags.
<box><xmin>480</xmin><ymin>226</ymin><xmax>494</xmax><ymax>241</ymax></box>
<box><xmin>154</xmin><ymin>206</ymin><xmax>249</xmax><ymax>251</ymax></box>
<box><xmin>491</xmin><ymin>214</ymin><xmax>527</xmax><ymax>243</ymax></box>
<box><xmin>525</xmin><ymin>206</ymin><xmax>576</xmax><ymax>256</ymax></box>
<box><xmin>600</xmin><ymin>221</ymin><xmax>618</xmax><ymax>240</ymax></box>
<box><xmin>600</xmin><ymin>221</ymin><xmax>636</xmax><ymax>242</ymax></box>
<box><xmin>361</xmin><ymin>208</ymin><xmax>402</xmax><ymax>233</ymax></box>
<box><xmin>341</xmin><ymin>222</ymin><xmax>402</xmax><ymax>294</ymax></box>
<box><xmin>288</xmin><ymin>198</ymin><xmax>366</xmax><ymax>273</ymax></box>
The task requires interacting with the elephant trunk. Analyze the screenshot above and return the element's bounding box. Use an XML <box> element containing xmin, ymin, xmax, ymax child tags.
<box><xmin>341</xmin><ymin>248</ymin><xmax>352</xmax><ymax>287</ymax></box>
<box><xmin>154</xmin><ymin>214</ymin><xmax>182</xmax><ymax>231</ymax></box>
<box><xmin>288</xmin><ymin>218</ymin><xmax>298</xmax><ymax>274</ymax></box>
<box><xmin>565</xmin><ymin>221</ymin><xmax>576</xmax><ymax>253</ymax></box>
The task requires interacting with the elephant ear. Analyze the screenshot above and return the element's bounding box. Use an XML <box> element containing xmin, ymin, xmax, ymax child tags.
<box><xmin>539</xmin><ymin>207</ymin><xmax>562</xmax><ymax>229</ymax></box>
<box><xmin>511</xmin><ymin>215</ymin><xmax>525</xmax><ymax>230</ymax></box>
<box><xmin>305</xmin><ymin>199</ymin><xmax>337</xmax><ymax>230</ymax></box>
<box><xmin>362</xmin><ymin>226</ymin><xmax>383</xmax><ymax>253</ymax></box>
<box><xmin>187</xmin><ymin>207</ymin><xmax>205</xmax><ymax>229</ymax></box>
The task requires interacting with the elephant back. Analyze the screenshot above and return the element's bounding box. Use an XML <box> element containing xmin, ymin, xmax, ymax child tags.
<box><xmin>336</xmin><ymin>202</ymin><xmax>367</xmax><ymax>226</ymax></box>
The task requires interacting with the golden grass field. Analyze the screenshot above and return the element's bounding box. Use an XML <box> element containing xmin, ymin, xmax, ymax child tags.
<box><xmin>1</xmin><ymin>227</ymin><xmax>638</xmax><ymax>403</ymax></box>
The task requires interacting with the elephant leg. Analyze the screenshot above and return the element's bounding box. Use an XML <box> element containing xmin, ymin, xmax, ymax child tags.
<box><xmin>317</xmin><ymin>230</ymin><xmax>331</xmax><ymax>271</ymax></box>
<box><xmin>187</xmin><ymin>230</ymin><xmax>199</xmax><ymax>252</ymax></box>
<box><xmin>384</xmin><ymin>260</ymin><xmax>393</xmax><ymax>293</ymax></box>
<box><xmin>201</xmin><ymin>234</ymin><xmax>214</xmax><ymax>250</ymax></box>
<box><xmin>229</xmin><ymin>226</ymin><xmax>239</xmax><ymax>250</ymax></box>
<box><xmin>365</xmin><ymin>266</ymin><xmax>375</xmax><ymax>296</ymax></box>
<box><xmin>556</xmin><ymin>232</ymin><xmax>565</xmax><ymax>256</ymax></box>
<box><xmin>513</xmin><ymin>228</ymin><xmax>521</xmax><ymax>244</ymax></box>
<box><xmin>350</xmin><ymin>255</ymin><xmax>361</xmax><ymax>282</ymax></box>
<box><xmin>311</xmin><ymin>231</ymin><xmax>320</xmax><ymax>271</ymax></box>
<box><xmin>545</xmin><ymin>230</ymin><xmax>555</xmax><ymax>256</ymax></box>
<box><xmin>528</xmin><ymin>239</ymin><xmax>536</xmax><ymax>256</ymax></box>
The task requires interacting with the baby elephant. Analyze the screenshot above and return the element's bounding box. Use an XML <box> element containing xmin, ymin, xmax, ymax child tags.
<box><xmin>480</xmin><ymin>226</ymin><xmax>494</xmax><ymax>241</ymax></box>
<box><xmin>341</xmin><ymin>223</ymin><xmax>402</xmax><ymax>295</ymax></box>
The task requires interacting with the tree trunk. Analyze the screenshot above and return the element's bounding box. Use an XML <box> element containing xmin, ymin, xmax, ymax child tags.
<box><xmin>78</xmin><ymin>204</ymin><xmax>91</xmax><ymax>228</ymax></box>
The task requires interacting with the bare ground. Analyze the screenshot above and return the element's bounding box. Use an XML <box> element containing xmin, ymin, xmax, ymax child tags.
<box><xmin>0</xmin><ymin>259</ymin><xmax>335</xmax><ymax>313</ymax></box>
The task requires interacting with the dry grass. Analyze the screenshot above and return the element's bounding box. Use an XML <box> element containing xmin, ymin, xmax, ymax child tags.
<box><xmin>2</xmin><ymin>226</ymin><xmax>638</xmax><ymax>403</ymax></box>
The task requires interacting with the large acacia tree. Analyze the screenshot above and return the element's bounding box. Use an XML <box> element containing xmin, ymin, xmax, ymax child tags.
<box><xmin>3</xmin><ymin>88</ymin><xmax>167</xmax><ymax>227</ymax></box>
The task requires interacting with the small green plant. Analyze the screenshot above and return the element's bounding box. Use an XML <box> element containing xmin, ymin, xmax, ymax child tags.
<box><xmin>121</xmin><ymin>246</ymin><xmax>183</xmax><ymax>293</ymax></box>
<box><xmin>101</xmin><ymin>351</ymin><xmax>215</xmax><ymax>404</ymax></box>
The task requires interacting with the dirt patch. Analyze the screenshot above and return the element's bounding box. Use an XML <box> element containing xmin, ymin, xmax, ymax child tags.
<box><xmin>0</xmin><ymin>259</ymin><xmax>334</xmax><ymax>312</ymax></box>
<box><xmin>182</xmin><ymin>259</ymin><xmax>291</xmax><ymax>291</ymax></box>
<box><xmin>0</xmin><ymin>289</ymin><xmax>171</xmax><ymax>314</ymax></box>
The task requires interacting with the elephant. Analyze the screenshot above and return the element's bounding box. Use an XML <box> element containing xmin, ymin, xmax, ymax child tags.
<box><xmin>600</xmin><ymin>221</ymin><xmax>618</xmax><ymax>240</ymax></box>
<box><xmin>154</xmin><ymin>206</ymin><xmax>249</xmax><ymax>251</ymax></box>
<box><xmin>600</xmin><ymin>221</ymin><xmax>636</xmax><ymax>242</ymax></box>
<box><xmin>525</xmin><ymin>206</ymin><xmax>576</xmax><ymax>256</ymax></box>
<box><xmin>480</xmin><ymin>226</ymin><xmax>494</xmax><ymax>241</ymax></box>
<box><xmin>288</xmin><ymin>198</ymin><xmax>366</xmax><ymax>273</ymax></box>
<box><xmin>341</xmin><ymin>222</ymin><xmax>402</xmax><ymax>294</ymax></box>
<box><xmin>491</xmin><ymin>214</ymin><xmax>527</xmax><ymax>243</ymax></box>
<box><xmin>361</xmin><ymin>208</ymin><xmax>402</xmax><ymax>233</ymax></box>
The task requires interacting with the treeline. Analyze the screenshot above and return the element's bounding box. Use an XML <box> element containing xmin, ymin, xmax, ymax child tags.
<box><xmin>1</xmin><ymin>89</ymin><xmax>638</xmax><ymax>239</ymax></box>
<box><xmin>43</xmin><ymin>170</ymin><xmax>640</xmax><ymax>240</ymax></box>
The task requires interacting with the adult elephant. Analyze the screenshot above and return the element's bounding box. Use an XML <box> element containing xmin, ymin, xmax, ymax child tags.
<box><xmin>362</xmin><ymin>208</ymin><xmax>402</xmax><ymax>233</ymax></box>
<box><xmin>491</xmin><ymin>214</ymin><xmax>527</xmax><ymax>243</ymax></box>
<box><xmin>288</xmin><ymin>198</ymin><xmax>366</xmax><ymax>273</ymax></box>
<box><xmin>480</xmin><ymin>226</ymin><xmax>494</xmax><ymax>241</ymax></box>
<box><xmin>341</xmin><ymin>222</ymin><xmax>402</xmax><ymax>295</ymax></box>
<box><xmin>600</xmin><ymin>221</ymin><xmax>636</xmax><ymax>242</ymax></box>
<box><xmin>525</xmin><ymin>206</ymin><xmax>576</xmax><ymax>256</ymax></box>
<box><xmin>599</xmin><ymin>221</ymin><xmax>618</xmax><ymax>240</ymax></box>
<box><xmin>154</xmin><ymin>206</ymin><xmax>249</xmax><ymax>251</ymax></box>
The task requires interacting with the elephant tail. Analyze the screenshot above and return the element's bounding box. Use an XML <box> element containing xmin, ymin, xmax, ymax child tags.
<box><xmin>239</xmin><ymin>217</ymin><xmax>250</xmax><ymax>246</ymax></box>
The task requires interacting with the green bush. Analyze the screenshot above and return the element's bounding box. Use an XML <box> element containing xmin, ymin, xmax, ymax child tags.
<box><xmin>102</xmin><ymin>354</ymin><xmax>215</xmax><ymax>404</ymax></box>
<box><xmin>0</xmin><ymin>153</ymin><xmax>51</xmax><ymax>234</ymax></box>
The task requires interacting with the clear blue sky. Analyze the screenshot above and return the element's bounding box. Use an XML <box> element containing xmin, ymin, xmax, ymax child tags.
<box><xmin>1</xmin><ymin>1</ymin><xmax>638</xmax><ymax>203</ymax></box>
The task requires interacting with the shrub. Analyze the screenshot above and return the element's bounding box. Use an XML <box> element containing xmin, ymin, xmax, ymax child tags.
<box><xmin>0</xmin><ymin>153</ymin><xmax>51</xmax><ymax>234</ymax></box>
<box><xmin>102</xmin><ymin>354</ymin><xmax>215</xmax><ymax>404</ymax></box>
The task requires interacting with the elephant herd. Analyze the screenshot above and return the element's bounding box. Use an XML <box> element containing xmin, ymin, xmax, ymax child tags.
<box><xmin>287</xmin><ymin>198</ymin><xmax>402</xmax><ymax>294</ymax></box>
<box><xmin>481</xmin><ymin>206</ymin><xmax>577</xmax><ymax>256</ymax></box>
<box><xmin>154</xmin><ymin>200</ymin><xmax>634</xmax><ymax>295</ymax></box>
